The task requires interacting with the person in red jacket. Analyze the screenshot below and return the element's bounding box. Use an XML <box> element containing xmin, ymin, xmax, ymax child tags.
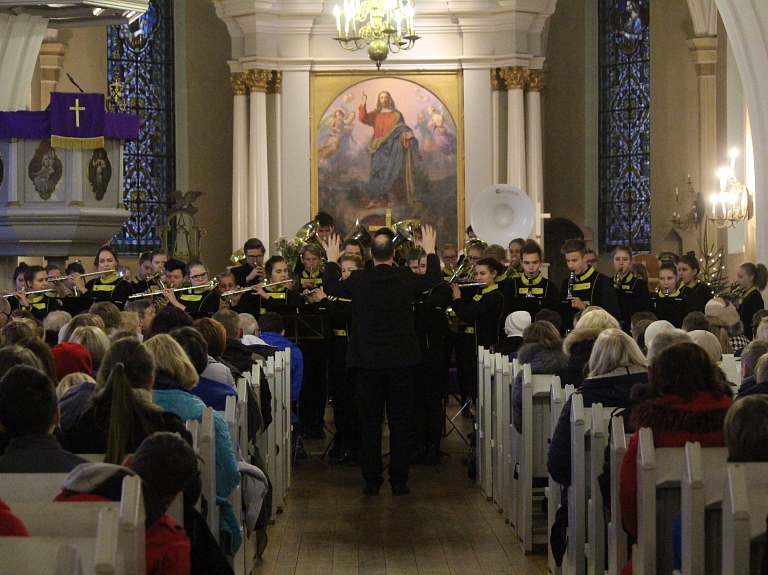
<box><xmin>619</xmin><ymin>341</ymin><xmax>733</xmax><ymax>575</ymax></box>
<box><xmin>55</xmin><ymin>432</ymin><xmax>199</xmax><ymax>575</ymax></box>
<box><xmin>0</xmin><ymin>497</ymin><xmax>28</xmax><ymax>536</ymax></box>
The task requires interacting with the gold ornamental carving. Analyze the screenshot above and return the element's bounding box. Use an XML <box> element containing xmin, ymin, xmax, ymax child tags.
<box><xmin>500</xmin><ymin>66</ymin><xmax>529</xmax><ymax>90</ymax></box>
<box><xmin>491</xmin><ymin>68</ymin><xmax>507</xmax><ymax>91</ymax></box>
<box><xmin>267</xmin><ymin>70</ymin><xmax>282</xmax><ymax>94</ymax></box>
<box><xmin>245</xmin><ymin>69</ymin><xmax>270</xmax><ymax>93</ymax></box>
<box><xmin>526</xmin><ymin>70</ymin><xmax>548</xmax><ymax>92</ymax></box>
<box><xmin>230</xmin><ymin>72</ymin><xmax>249</xmax><ymax>96</ymax></box>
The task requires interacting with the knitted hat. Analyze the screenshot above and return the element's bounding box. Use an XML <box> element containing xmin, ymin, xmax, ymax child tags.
<box><xmin>52</xmin><ymin>342</ymin><xmax>93</xmax><ymax>381</ymax></box>
<box><xmin>688</xmin><ymin>329</ymin><xmax>723</xmax><ymax>363</ymax></box>
<box><xmin>643</xmin><ymin>320</ymin><xmax>675</xmax><ymax>349</ymax></box>
<box><xmin>705</xmin><ymin>297</ymin><xmax>741</xmax><ymax>328</ymax></box>
<box><xmin>504</xmin><ymin>311</ymin><xmax>532</xmax><ymax>338</ymax></box>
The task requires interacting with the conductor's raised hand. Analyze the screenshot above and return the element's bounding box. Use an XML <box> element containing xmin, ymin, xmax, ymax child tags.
<box><xmin>417</xmin><ymin>224</ymin><xmax>437</xmax><ymax>255</ymax></box>
<box><xmin>322</xmin><ymin>233</ymin><xmax>342</xmax><ymax>263</ymax></box>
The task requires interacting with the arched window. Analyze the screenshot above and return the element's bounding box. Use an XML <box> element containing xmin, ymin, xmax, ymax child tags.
<box><xmin>598</xmin><ymin>0</ymin><xmax>650</xmax><ymax>253</ymax></box>
<box><xmin>107</xmin><ymin>0</ymin><xmax>175</xmax><ymax>255</ymax></box>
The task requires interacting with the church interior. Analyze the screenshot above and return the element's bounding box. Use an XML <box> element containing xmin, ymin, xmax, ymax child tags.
<box><xmin>2</xmin><ymin>0</ymin><xmax>768</xmax><ymax>574</ymax></box>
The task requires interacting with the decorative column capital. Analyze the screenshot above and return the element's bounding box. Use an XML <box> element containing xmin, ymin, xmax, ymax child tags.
<box><xmin>230</xmin><ymin>72</ymin><xmax>249</xmax><ymax>96</ymax></box>
<box><xmin>491</xmin><ymin>68</ymin><xmax>507</xmax><ymax>91</ymax></box>
<box><xmin>266</xmin><ymin>70</ymin><xmax>282</xmax><ymax>95</ymax></box>
<box><xmin>687</xmin><ymin>36</ymin><xmax>718</xmax><ymax>77</ymax></box>
<box><xmin>245</xmin><ymin>69</ymin><xmax>270</xmax><ymax>93</ymax></box>
<box><xmin>500</xmin><ymin>66</ymin><xmax>529</xmax><ymax>90</ymax></box>
<box><xmin>526</xmin><ymin>70</ymin><xmax>548</xmax><ymax>92</ymax></box>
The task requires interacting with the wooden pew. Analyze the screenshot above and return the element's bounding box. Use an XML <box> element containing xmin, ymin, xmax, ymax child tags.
<box><xmin>633</xmin><ymin>427</ymin><xmax>685</xmax><ymax>575</ymax></box>
<box><xmin>680</xmin><ymin>441</ymin><xmax>728</xmax><ymax>575</ymax></box>
<box><xmin>509</xmin><ymin>358</ymin><xmax>521</xmax><ymax>532</ymax></box>
<box><xmin>721</xmin><ymin>462</ymin><xmax>768</xmax><ymax>575</ymax></box>
<box><xmin>607</xmin><ymin>416</ymin><xmax>629</xmax><ymax>575</ymax></box>
<box><xmin>0</xmin><ymin>473</ymin><xmax>68</xmax><ymax>502</ymax></box>
<box><xmin>518</xmin><ymin>363</ymin><xmax>557</xmax><ymax>553</ymax></box>
<box><xmin>586</xmin><ymin>404</ymin><xmax>607</xmax><ymax>575</ymax></box>
<box><xmin>187</xmin><ymin>406</ymin><xmax>218</xmax><ymax>541</ymax></box>
<box><xmin>494</xmin><ymin>351</ymin><xmax>505</xmax><ymax>513</ymax></box>
<box><xmin>3</xmin><ymin>474</ymin><xmax>145</xmax><ymax>575</ymax></box>
<box><xmin>547</xmin><ymin>380</ymin><xmax>566</xmax><ymax>575</ymax></box>
<box><xmin>477</xmin><ymin>346</ymin><xmax>493</xmax><ymax>498</ymax></box>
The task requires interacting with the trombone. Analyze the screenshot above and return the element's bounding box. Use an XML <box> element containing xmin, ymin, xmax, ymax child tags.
<box><xmin>3</xmin><ymin>288</ymin><xmax>54</xmax><ymax>299</ymax></box>
<box><xmin>127</xmin><ymin>279</ymin><xmax>219</xmax><ymax>300</ymax></box>
<box><xmin>219</xmin><ymin>279</ymin><xmax>292</xmax><ymax>298</ymax></box>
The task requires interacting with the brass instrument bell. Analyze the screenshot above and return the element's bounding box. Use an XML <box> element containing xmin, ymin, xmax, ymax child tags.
<box><xmin>391</xmin><ymin>219</ymin><xmax>421</xmax><ymax>259</ymax></box>
<box><xmin>230</xmin><ymin>249</ymin><xmax>246</xmax><ymax>265</ymax></box>
<box><xmin>344</xmin><ymin>218</ymin><xmax>372</xmax><ymax>248</ymax></box>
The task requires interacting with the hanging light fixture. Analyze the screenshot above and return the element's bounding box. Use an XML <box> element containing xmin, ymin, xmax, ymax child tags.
<box><xmin>708</xmin><ymin>149</ymin><xmax>753</xmax><ymax>229</ymax></box>
<box><xmin>332</xmin><ymin>0</ymin><xmax>420</xmax><ymax>69</ymax></box>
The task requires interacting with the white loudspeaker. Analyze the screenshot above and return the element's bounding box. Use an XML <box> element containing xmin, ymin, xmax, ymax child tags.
<box><xmin>470</xmin><ymin>184</ymin><xmax>535</xmax><ymax>246</ymax></box>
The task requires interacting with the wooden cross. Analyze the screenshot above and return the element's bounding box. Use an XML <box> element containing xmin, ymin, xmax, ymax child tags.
<box><xmin>69</xmin><ymin>98</ymin><xmax>85</xmax><ymax>127</ymax></box>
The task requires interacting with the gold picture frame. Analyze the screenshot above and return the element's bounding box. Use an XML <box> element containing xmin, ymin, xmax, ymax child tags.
<box><xmin>310</xmin><ymin>70</ymin><xmax>464</xmax><ymax>244</ymax></box>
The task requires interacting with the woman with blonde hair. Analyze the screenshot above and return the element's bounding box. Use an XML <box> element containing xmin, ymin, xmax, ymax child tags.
<box><xmin>559</xmin><ymin>307</ymin><xmax>622</xmax><ymax>387</ymax></box>
<box><xmin>144</xmin><ymin>333</ymin><xmax>242</xmax><ymax>555</ymax></box>
<box><xmin>68</xmin><ymin>326</ymin><xmax>111</xmax><ymax>373</ymax></box>
<box><xmin>56</xmin><ymin>372</ymin><xmax>96</xmax><ymax>399</ymax></box>
<box><xmin>58</xmin><ymin>313</ymin><xmax>105</xmax><ymax>343</ymax></box>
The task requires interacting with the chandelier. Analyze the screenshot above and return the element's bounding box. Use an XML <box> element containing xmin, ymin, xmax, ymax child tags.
<box><xmin>332</xmin><ymin>0</ymin><xmax>420</xmax><ymax>69</ymax></box>
<box><xmin>708</xmin><ymin>149</ymin><xmax>753</xmax><ymax>229</ymax></box>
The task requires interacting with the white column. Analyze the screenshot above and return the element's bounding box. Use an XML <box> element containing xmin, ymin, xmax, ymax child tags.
<box><xmin>0</xmin><ymin>14</ymin><xmax>48</xmax><ymax>111</ymax></box>
<box><xmin>525</xmin><ymin>70</ymin><xmax>547</xmax><ymax>241</ymax></box>
<box><xmin>38</xmin><ymin>41</ymin><xmax>66</xmax><ymax>110</ymax></box>
<box><xmin>502</xmin><ymin>66</ymin><xmax>529</xmax><ymax>191</ymax></box>
<box><xmin>246</xmin><ymin>69</ymin><xmax>270</xmax><ymax>244</ymax></box>
<box><xmin>687</xmin><ymin>37</ymin><xmax>719</xmax><ymax>202</ymax></box>
<box><xmin>231</xmin><ymin>72</ymin><xmax>249</xmax><ymax>252</ymax></box>
<box><xmin>491</xmin><ymin>68</ymin><xmax>505</xmax><ymax>186</ymax></box>
<box><xmin>266</xmin><ymin>72</ymin><xmax>283</xmax><ymax>242</ymax></box>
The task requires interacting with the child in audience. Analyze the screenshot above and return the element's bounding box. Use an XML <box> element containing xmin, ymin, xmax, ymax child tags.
<box><xmin>0</xmin><ymin>365</ymin><xmax>86</xmax><ymax>473</ymax></box>
<box><xmin>55</xmin><ymin>432</ymin><xmax>198</xmax><ymax>575</ymax></box>
<box><xmin>737</xmin><ymin>340</ymin><xmax>768</xmax><ymax>394</ymax></box>
<box><xmin>620</xmin><ymin>342</ymin><xmax>732</xmax><ymax>575</ymax></box>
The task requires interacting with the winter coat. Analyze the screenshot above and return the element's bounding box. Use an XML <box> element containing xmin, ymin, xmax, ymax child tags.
<box><xmin>512</xmin><ymin>343</ymin><xmax>569</xmax><ymax>433</ymax></box>
<box><xmin>547</xmin><ymin>367</ymin><xmax>647</xmax><ymax>486</ymax></box>
<box><xmin>558</xmin><ymin>327</ymin><xmax>602</xmax><ymax>388</ymax></box>
<box><xmin>59</xmin><ymin>381</ymin><xmax>98</xmax><ymax>431</ymax></box>
<box><xmin>619</xmin><ymin>391</ymin><xmax>732</xmax><ymax>575</ymax></box>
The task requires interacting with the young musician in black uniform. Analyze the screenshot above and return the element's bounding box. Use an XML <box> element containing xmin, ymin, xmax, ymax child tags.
<box><xmin>652</xmin><ymin>262</ymin><xmax>689</xmax><ymax>328</ymax></box>
<box><xmin>503</xmin><ymin>239</ymin><xmax>560</xmax><ymax>323</ymax></box>
<box><xmin>313</xmin><ymin>254</ymin><xmax>361</xmax><ymax>463</ymax></box>
<box><xmin>297</xmin><ymin>244</ymin><xmax>324</xmax><ymax>290</ymax></box>
<box><xmin>559</xmin><ymin>239</ymin><xmax>621</xmax><ymax>332</ymax></box>
<box><xmin>677</xmin><ymin>251</ymin><xmax>713</xmax><ymax>314</ymax></box>
<box><xmin>254</xmin><ymin>256</ymin><xmax>303</xmax><ymax>314</ymax></box>
<box><xmin>231</xmin><ymin>238</ymin><xmax>267</xmax><ymax>288</ymax></box>
<box><xmin>217</xmin><ymin>270</ymin><xmax>260</xmax><ymax>319</ymax></box>
<box><xmin>440</xmin><ymin>243</ymin><xmax>459</xmax><ymax>282</ymax></box>
<box><xmin>736</xmin><ymin>262</ymin><xmax>768</xmax><ymax>340</ymax></box>
<box><xmin>71</xmin><ymin>245</ymin><xmax>133</xmax><ymax>310</ymax></box>
<box><xmin>163</xmin><ymin>259</ymin><xmax>220</xmax><ymax>319</ymax></box>
<box><xmin>484</xmin><ymin>244</ymin><xmax>514</xmax><ymax>293</ymax></box>
<box><xmin>13</xmin><ymin>265</ymin><xmax>62</xmax><ymax>321</ymax></box>
<box><xmin>612</xmin><ymin>244</ymin><xmax>651</xmax><ymax>331</ymax></box>
<box><xmin>508</xmin><ymin>237</ymin><xmax>525</xmax><ymax>276</ymax></box>
<box><xmin>450</xmin><ymin>257</ymin><xmax>505</xmax><ymax>401</ymax></box>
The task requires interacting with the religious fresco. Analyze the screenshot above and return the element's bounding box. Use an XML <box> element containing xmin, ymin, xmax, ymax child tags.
<box><xmin>88</xmin><ymin>147</ymin><xmax>112</xmax><ymax>200</ymax></box>
<box><xmin>28</xmin><ymin>140</ymin><xmax>63</xmax><ymax>200</ymax></box>
<box><xmin>312</xmin><ymin>73</ymin><xmax>463</xmax><ymax>245</ymax></box>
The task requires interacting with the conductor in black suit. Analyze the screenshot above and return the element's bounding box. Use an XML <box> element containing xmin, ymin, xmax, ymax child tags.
<box><xmin>322</xmin><ymin>224</ymin><xmax>440</xmax><ymax>496</ymax></box>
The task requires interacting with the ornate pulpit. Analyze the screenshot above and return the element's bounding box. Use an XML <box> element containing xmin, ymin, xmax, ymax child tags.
<box><xmin>0</xmin><ymin>92</ymin><xmax>139</xmax><ymax>262</ymax></box>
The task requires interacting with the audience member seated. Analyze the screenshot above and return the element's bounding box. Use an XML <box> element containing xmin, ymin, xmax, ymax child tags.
<box><xmin>258</xmin><ymin>312</ymin><xmax>303</xmax><ymax>408</ymax></box>
<box><xmin>119</xmin><ymin>311</ymin><xmax>141</xmax><ymax>336</ymax></box>
<box><xmin>725</xmin><ymin>395</ymin><xmax>768</xmax><ymax>461</ymax></box>
<box><xmin>751</xmin><ymin>310</ymin><xmax>768</xmax><ymax>341</ymax></box>
<box><xmin>89</xmin><ymin>301</ymin><xmax>122</xmax><ymax>336</ymax></box>
<box><xmin>630</xmin><ymin>311</ymin><xmax>658</xmax><ymax>333</ymax></box>
<box><xmin>491</xmin><ymin>311</ymin><xmax>531</xmax><ymax>358</ymax></box>
<box><xmin>0</xmin><ymin>346</ymin><xmax>47</xmax><ymax>455</ymax></box>
<box><xmin>193</xmin><ymin>318</ymin><xmax>237</xmax><ymax>389</ymax></box>
<box><xmin>736</xmin><ymin>353</ymin><xmax>768</xmax><ymax>399</ymax></box>
<box><xmin>642</xmin><ymin>319</ymin><xmax>675</xmax><ymax>352</ymax></box>
<box><xmin>60</xmin><ymin>338</ymin><xmax>191</xmax><ymax>462</ymax></box>
<box><xmin>688</xmin><ymin>329</ymin><xmax>723</xmax><ymax>363</ymax></box>
<box><xmin>56</xmin><ymin>372</ymin><xmax>96</xmax><ymax>400</ymax></box>
<box><xmin>619</xmin><ymin>342</ymin><xmax>733</xmax><ymax>575</ymax></box>
<box><xmin>214</xmin><ymin>309</ymin><xmax>263</xmax><ymax>377</ymax></box>
<box><xmin>143</xmin><ymin>305</ymin><xmax>194</xmax><ymax>340</ymax></box>
<box><xmin>0</xmin><ymin>498</ymin><xmax>28</xmax><ymax>536</ymax></box>
<box><xmin>548</xmin><ymin>329</ymin><xmax>647</xmax><ymax>487</ymax></box>
<box><xmin>681</xmin><ymin>311</ymin><xmax>710</xmax><ymax>332</ymax></box>
<box><xmin>169</xmin><ymin>327</ymin><xmax>237</xmax><ymax>412</ymax></box>
<box><xmin>124</xmin><ymin>299</ymin><xmax>156</xmax><ymax>339</ymax></box>
<box><xmin>144</xmin><ymin>334</ymin><xmax>241</xmax><ymax>555</ymax></box>
<box><xmin>511</xmin><ymin>321</ymin><xmax>567</xmax><ymax>433</ymax></box>
<box><xmin>559</xmin><ymin>308</ymin><xmax>620</xmax><ymax>387</ymax></box>
<box><xmin>0</xmin><ymin>365</ymin><xmax>86</xmax><ymax>472</ymax></box>
<box><xmin>1</xmin><ymin>321</ymin><xmax>35</xmax><ymax>346</ymax></box>
<box><xmin>737</xmin><ymin>340</ymin><xmax>768</xmax><ymax>394</ymax></box>
<box><xmin>631</xmin><ymin>319</ymin><xmax>653</xmax><ymax>353</ymax></box>
<box><xmin>58</xmin><ymin>313</ymin><xmax>105</xmax><ymax>344</ymax></box>
<box><xmin>16</xmin><ymin>337</ymin><xmax>58</xmax><ymax>382</ymax></box>
<box><xmin>534</xmin><ymin>308</ymin><xmax>562</xmax><ymax>331</ymax></box>
<box><xmin>706</xmin><ymin>297</ymin><xmax>749</xmax><ymax>352</ymax></box>
<box><xmin>707</xmin><ymin>316</ymin><xmax>734</xmax><ymax>354</ymax></box>
<box><xmin>68</xmin><ymin>326</ymin><xmax>110</xmax><ymax>377</ymax></box>
<box><xmin>54</xmin><ymin>342</ymin><xmax>96</xmax><ymax>430</ymax></box>
<box><xmin>55</xmin><ymin>432</ymin><xmax>197</xmax><ymax>575</ymax></box>
<box><xmin>239</xmin><ymin>313</ymin><xmax>266</xmax><ymax>346</ymax></box>
<box><xmin>42</xmin><ymin>310</ymin><xmax>71</xmax><ymax>348</ymax></box>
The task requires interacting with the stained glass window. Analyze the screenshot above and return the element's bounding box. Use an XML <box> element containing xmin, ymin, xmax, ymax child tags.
<box><xmin>598</xmin><ymin>0</ymin><xmax>650</xmax><ymax>253</ymax></box>
<box><xmin>107</xmin><ymin>0</ymin><xmax>175</xmax><ymax>255</ymax></box>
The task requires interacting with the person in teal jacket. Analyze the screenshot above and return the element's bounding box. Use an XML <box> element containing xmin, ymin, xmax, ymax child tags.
<box><xmin>144</xmin><ymin>334</ymin><xmax>242</xmax><ymax>555</ymax></box>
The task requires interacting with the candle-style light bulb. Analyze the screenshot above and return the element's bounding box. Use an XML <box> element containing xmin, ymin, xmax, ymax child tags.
<box><xmin>333</xmin><ymin>4</ymin><xmax>342</xmax><ymax>36</ymax></box>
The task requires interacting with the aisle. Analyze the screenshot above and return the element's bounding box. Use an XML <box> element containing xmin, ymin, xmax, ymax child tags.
<box><xmin>251</xmin><ymin>404</ymin><xmax>548</xmax><ymax>575</ymax></box>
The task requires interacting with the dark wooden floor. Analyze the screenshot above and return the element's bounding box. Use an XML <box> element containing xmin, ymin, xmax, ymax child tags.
<box><xmin>251</xmin><ymin>403</ymin><xmax>548</xmax><ymax>575</ymax></box>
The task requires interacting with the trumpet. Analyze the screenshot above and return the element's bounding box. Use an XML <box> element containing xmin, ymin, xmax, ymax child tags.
<box><xmin>3</xmin><ymin>288</ymin><xmax>54</xmax><ymax>299</ymax></box>
<box><xmin>127</xmin><ymin>279</ymin><xmax>219</xmax><ymax>300</ymax></box>
<box><xmin>220</xmin><ymin>279</ymin><xmax>292</xmax><ymax>298</ymax></box>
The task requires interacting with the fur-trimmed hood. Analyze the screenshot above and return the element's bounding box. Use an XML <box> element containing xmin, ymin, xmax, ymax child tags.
<box><xmin>630</xmin><ymin>392</ymin><xmax>732</xmax><ymax>435</ymax></box>
<box><xmin>563</xmin><ymin>327</ymin><xmax>603</xmax><ymax>356</ymax></box>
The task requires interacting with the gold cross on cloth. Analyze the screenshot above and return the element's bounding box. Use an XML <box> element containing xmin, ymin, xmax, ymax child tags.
<box><xmin>69</xmin><ymin>98</ymin><xmax>85</xmax><ymax>127</ymax></box>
